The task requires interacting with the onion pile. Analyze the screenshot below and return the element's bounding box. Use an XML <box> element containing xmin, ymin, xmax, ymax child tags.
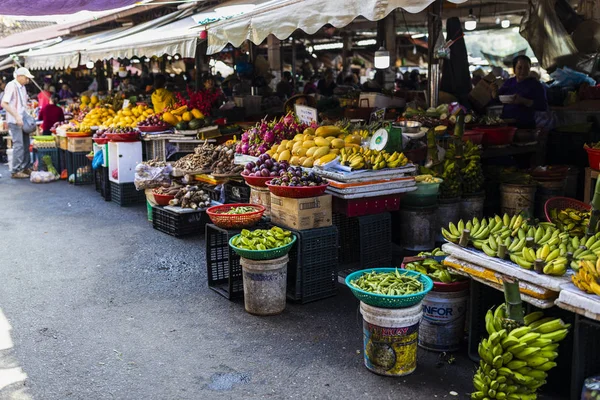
<box><xmin>241</xmin><ymin>154</ymin><xmax>289</xmax><ymax>178</ymax></box>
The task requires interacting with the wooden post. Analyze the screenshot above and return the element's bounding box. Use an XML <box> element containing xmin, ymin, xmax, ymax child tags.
<box><xmin>427</xmin><ymin>0</ymin><xmax>443</xmax><ymax>107</ymax></box>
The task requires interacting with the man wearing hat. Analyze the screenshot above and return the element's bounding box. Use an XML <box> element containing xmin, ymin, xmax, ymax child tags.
<box><xmin>2</xmin><ymin>67</ymin><xmax>34</xmax><ymax>178</ymax></box>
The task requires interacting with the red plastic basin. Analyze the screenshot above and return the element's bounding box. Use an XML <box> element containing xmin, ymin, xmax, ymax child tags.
<box><xmin>463</xmin><ymin>130</ymin><xmax>484</xmax><ymax>145</ymax></box>
<box><xmin>474</xmin><ymin>126</ymin><xmax>517</xmax><ymax>146</ymax></box>
<box><xmin>586</xmin><ymin>147</ymin><xmax>600</xmax><ymax>170</ymax></box>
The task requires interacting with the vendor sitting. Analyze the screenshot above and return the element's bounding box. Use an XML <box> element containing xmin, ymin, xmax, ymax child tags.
<box><xmin>492</xmin><ymin>55</ymin><xmax>548</xmax><ymax>129</ymax></box>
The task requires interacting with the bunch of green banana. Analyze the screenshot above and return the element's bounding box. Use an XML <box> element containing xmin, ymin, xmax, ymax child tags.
<box><xmin>442</xmin><ymin>216</ymin><xmax>508</xmax><ymax>246</ymax></box>
<box><xmin>439</xmin><ymin>159</ymin><xmax>462</xmax><ymax>199</ymax></box>
<box><xmin>404</xmin><ymin>248</ymin><xmax>466</xmax><ymax>283</ymax></box>
<box><xmin>461</xmin><ymin>141</ymin><xmax>485</xmax><ymax>195</ymax></box>
<box><xmin>472</xmin><ymin>305</ymin><xmax>570</xmax><ymax>400</ymax></box>
<box><xmin>550</xmin><ymin>207</ymin><xmax>590</xmax><ymax>238</ymax></box>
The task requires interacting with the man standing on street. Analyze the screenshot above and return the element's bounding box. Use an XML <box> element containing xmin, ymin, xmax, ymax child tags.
<box><xmin>1</xmin><ymin>67</ymin><xmax>34</xmax><ymax>179</ymax></box>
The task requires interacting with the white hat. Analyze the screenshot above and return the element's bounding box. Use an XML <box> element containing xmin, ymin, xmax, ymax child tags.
<box><xmin>15</xmin><ymin>67</ymin><xmax>34</xmax><ymax>79</ymax></box>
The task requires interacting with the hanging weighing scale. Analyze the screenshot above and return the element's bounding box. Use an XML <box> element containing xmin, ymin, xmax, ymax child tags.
<box><xmin>370</xmin><ymin>122</ymin><xmax>403</xmax><ymax>153</ymax></box>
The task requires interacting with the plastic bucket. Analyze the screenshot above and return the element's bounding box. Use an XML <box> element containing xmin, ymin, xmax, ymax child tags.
<box><xmin>399</xmin><ymin>205</ymin><xmax>437</xmax><ymax>251</ymax></box>
<box><xmin>436</xmin><ymin>198</ymin><xmax>461</xmax><ymax>242</ymax></box>
<box><xmin>360</xmin><ymin>302</ymin><xmax>423</xmax><ymax>376</ymax></box>
<box><xmin>534</xmin><ymin>179</ymin><xmax>566</xmax><ymax>220</ymax></box>
<box><xmin>500</xmin><ymin>184</ymin><xmax>536</xmax><ymax>216</ymax></box>
<box><xmin>241</xmin><ymin>255</ymin><xmax>288</xmax><ymax>316</ymax></box>
<box><xmin>418</xmin><ymin>281</ymin><xmax>469</xmax><ymax>352</ymax></box>
<box><xmin>460</xmin><ymin>193</ymin><xmax>485</xmax><ymax>221</ymax></box>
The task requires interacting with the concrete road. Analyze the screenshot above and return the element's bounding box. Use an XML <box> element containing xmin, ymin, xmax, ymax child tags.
<box><xmin>0</xmin><ymin>164</ymin><xmax>480</xmax><ymax>400</ymax></box>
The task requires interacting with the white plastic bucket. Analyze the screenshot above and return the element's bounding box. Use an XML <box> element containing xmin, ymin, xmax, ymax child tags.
<box><xmin>360</xmin><ymin>302</ymin><xmax>423</xmax><ymax>376</ymax></box>
<box><xmin>240</xmin><ymin>255</ymin><xmax>288</xmax><ymax>316</ymax></box>
<box><xmin>419</xmin><ymin>283</ymin><xmax>469</xmax><ymax>352</ymax></box>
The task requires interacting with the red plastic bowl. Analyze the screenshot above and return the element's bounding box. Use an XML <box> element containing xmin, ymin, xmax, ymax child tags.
<box><xmin>105</xmin><ymin>132</ymin><xmax>140</xmax><ymax>142</ymax></box>
<box><xmin>93</xmin><ymin>137</ymin><xmax>109</xmax><ymax>145</ymax></box>
<box><xmin>586</xmin><ymin>147</ymin><xmax>600</xmax><ymax>170</ymax></box>
<box><xmin>138</xmin><ymin>125</ymin><xmax>170</xmax><ymax>133</ymax></box>
<box><xmin>474</xmin><ymin>126</ymin><xmax>517</xmax><ymax>146</ymax></box>
<box><xmin>206</xmin><ymin>203</ymin><xmax>265</xmax><ymax>229</ymax></box>
<box><xmin>463</xmin><ymin>130</ymin><xmax>484</xmax><ymax>145</ymax></box>
<box><xmin>152</xmin><ymin>192</ymin><xmax>175</xmax><ymax>206</ymax></box>
<box><xmin>544</xmin><ymin>196</ymin><xmax>591</xmax><ymax>223</ymax></box>
<box><xmin>265</xmin><ymin>181</ymin><xmax>329</xmax><ymax>198</ymax></box>
<box><xmin>243</xmin><ymin>175</ymin><xmax>273</xmax><ymax>188</ymax></box>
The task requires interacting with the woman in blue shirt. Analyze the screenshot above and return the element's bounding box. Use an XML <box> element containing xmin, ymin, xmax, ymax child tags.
<box><xmin>492</xmin><ymin>56</ymin><xmax>548</xmax><ymax>129</ymax></box>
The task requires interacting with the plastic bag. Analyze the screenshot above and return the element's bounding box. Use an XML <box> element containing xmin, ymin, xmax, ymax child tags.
<box><xmin>30</xmin><ymin>171</ymin><xmax>59</xmax><ymax>183</ymax></box>
<box><xmin>134</xmin><ymin>163</ymin><xmax>173</xmax><ymax>190</ymax></box>
<box><xmin>550</xmin><ymin>67</ymin><xmax>597</xmax><ymax>88</ymax></box>
<box><xmin>92</xmin><ymin>151</ymin><xmax>104</xmax><ymax>170</ymax></box>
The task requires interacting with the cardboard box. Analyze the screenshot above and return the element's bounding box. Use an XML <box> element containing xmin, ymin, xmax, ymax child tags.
<box><xmin>468</xmin><ymin>73</ymin><xmax>504</xmax><ymax>111</ymax></box>
<box><xmin>270</xmin><ymin>194</ymin><xmax>332</xmax><ymax>230</ymax></box>
<box><xmin>58</xmin><ymin>136</ymin><xmax>68</xmax><ymax>150</ymax></box>
<box><xmin>67</xmin><ymin>137</ymin><xmax>92</xmax><ymax>153</ymax></box>
<box><xmin>249</xmin><ymin>185</ymin><xmax>271</xmax><ymax>217</ymax></box>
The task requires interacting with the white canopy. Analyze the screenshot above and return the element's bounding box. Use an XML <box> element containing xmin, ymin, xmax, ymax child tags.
<box><xmin>205</xmin><ymin>0</ymin><xmax>464</xmax><ymax>55</ymax></box>
<box><xmin>81</xmin><ymin>11</ymin><xmax>198</xmax><ymax>62</ymax></box>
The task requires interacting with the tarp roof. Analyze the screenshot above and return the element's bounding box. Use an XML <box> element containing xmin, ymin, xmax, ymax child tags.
<box><xmin>205</xmin><ymin>0</ymin><xmax>466</xmax><ymax>55</ymax></box>
<box><xmin>1</xmin><ymin>0</ymin><xmax>139</xmax><ymax>17</ymax></box>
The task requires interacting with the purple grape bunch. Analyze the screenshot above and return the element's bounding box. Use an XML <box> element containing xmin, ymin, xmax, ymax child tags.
<box><xmin>241</xmin><ymin>154</ymin><xmax>289</xmax><ymax>178</ymax></box>
<box><xmin>268</xmin><ymin>167</ymin><xmax>324</xmax><ymax>187</ymax></box>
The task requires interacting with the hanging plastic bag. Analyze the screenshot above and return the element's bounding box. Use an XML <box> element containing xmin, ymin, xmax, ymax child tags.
<box><xmin>92</xmin><ymin>151</ymin><xmax>104</xmax><ymax>170</ymax></box>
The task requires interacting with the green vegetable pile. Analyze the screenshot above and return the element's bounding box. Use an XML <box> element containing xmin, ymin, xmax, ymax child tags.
<box><xmin>231</xmin><ymin>226</ymin><xmax>293</xmax><ymax>250</ymax></box>
<box><xmin>350</xmin><ymin>269</ymin><xmax>424</xmax><ymax>296</ymax></box>
<box><xmin>404</xmin><ymin>248</ymin><xmax>466</xmax><ymax>283</ymax></box>
<box><xmin>222</xmin><ymin>206</ymin><xmax>259</xmax><ymax>215</ymax></box>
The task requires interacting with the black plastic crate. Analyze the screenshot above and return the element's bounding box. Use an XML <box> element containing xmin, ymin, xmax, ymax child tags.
<box><xmin>571</xmin><ymin>315</ymin><xmax>600</xmax><ymax>400</ymax></box>
<box><xmin>94</xmin><ymin>169</ymin><xmax>102</xmax><ymax>192</ymax></box>
<box><xmin>152</xmin><ymin>206</ymin><xmax>208</xmax><ymax>237</ymax></box>
<box><xmin>201</xmin><ymin>184</ymin><xmax>223</xmax><ymax>203</ymax></box>
<box><xmin>206</xmin><ymin>223</ymin><xmax>244</xmax><ymax>299</ymax></box>
<box><xmin>110</xmin><ymin>182</ymin><xmax>145</xmax><ymax>206</ymax></box>
<box><xmin>224</xmin><ymin>181</ymin><xmax>251</xmax><ymax>203</ymax></box>
<box><xmin>58</xmin><ymin>148</ymin><xmax>67</xmax><ymax>174</ymax></box>
<box><xmin>34</xmin><ymin>148</ymin><xmax>59</xmax><ymax>172</ymax></box>
<box><xmin>99</xmin><ymin>167</ymin><xmax>111</xmax><ymax>201</ymax></box>
<box><xmin>287</xmin><ymin>225</ymin><xmax>338</xmax><ymax>303</ymax></box>
<box><xmin>65</xmin><ymin>151</ymin><xmax>93</xmax><ymax>185</ymax></box>
<box><xmin>333</xmin><ymin>212</ymin><xmax>392</xmax><ymax>275</ymax></box>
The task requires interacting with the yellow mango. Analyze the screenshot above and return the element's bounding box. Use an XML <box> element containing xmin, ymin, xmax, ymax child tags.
<box><xmin>302</xmin><ymin>140</ymin><xmax>316</xmax><ymax>149</ymax></box>
<box><xmin>331</xmin><ymin>139</ymin><xmax>346</xmax><ymax>149</ymax></box>
<box><xmin>278</xmin><ymin>150</ymin><xmax>291</xmax><ymax>162</ymax></box>
<box><xmin>313</xmin><ymin>146</ymin><xmax>331</xmax><ymax>159</ymax></box>
<box><xmin>293</xmin><ymin>147</ymin><xmax>307</xmax><ymax>157</ymax></box>
<box><xmin>314</xmin><ymin>137</ymin><xmax>330</xmax><ymax>147</ymax></box>
<box><xmin>344</xmin><ymin>134</ymin><xmax>362</xmax><ymax>145</ymax></box>
<box><xmin>306</xmin><ymin>147</ymin><xmax>319</xmax><ymax>157</ymax></box>
<box><xmin>303</xmin><ymin>128</ymin><xmax>315</xmax><ymax>136</ymax></box>
<box><xmin>302</xmin><ymin>157</ymin><xmax>314</xmax><ymax>168</ymax></box>
<box><xmin>303</xmin><ymin>135</ymin><xmax>315</xmax><ymax>141</ymax></box>
<box><xmin>330</xmin><ymin>148</ymin><xmax>340</xmax><ymax>155</ymax></box>
<box><xmin>290</xmin><ymin>156</ymin><xmax>300</xmax><ymax>166</ymax></box>
<box><xmin>326</xmin><ymin>136</ymin><xmax>337</xmax><ymax>142</ymax></box>
<box><xmin>294</xmin><ymin>134</ymin><xmax>304</xmax><ymax>141</ymax></box>
<box><xmin>286</xmin><ymin>141</ymin><xmax>295</xmax><ymax>150</ymax></box>
<box><xmin>315</xmin><ymin>125</ymin><xmax>341</xmax><ymax>137</ymax></box>
<box><xmin>277</xmin><ymin>143</ymin><xmax>287</xmax><ymax>153</ymax></box>
<box><xmin>299</xmin><ymin>156</ymin><xmax>307</xmax><ymax>164</ymax></box>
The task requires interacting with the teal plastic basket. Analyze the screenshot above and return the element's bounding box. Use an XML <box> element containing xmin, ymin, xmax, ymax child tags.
<box><xmin>345</xmin><ymin>268</ymin><xmax>434</xmax><ymax>308</ymax></box>
<box><xmin>229</xmin><ymin>234</ymin><xmax>296</xmax><ymax>261</ymax></box>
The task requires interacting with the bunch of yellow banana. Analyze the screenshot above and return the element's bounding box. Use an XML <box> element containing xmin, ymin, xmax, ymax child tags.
<box><xmin>443</xmin><ymin>215</ymin><xmax>521</xmax><ymax>247</ymax></box>
<box><xmin>339</xmin><ymin>147</ymin><xmax>408</xmax><ymax>170</ymax></box>
<box><xmin>353</xmin><ymin>129</ymin><xmax>371</xmax><ymax>139</ymax></box>
<box><xmin>572</xmin><ymin>259</ymin><xmax>600</xmax><ymax>295</ymax></box>
<box><xmin>550</xmin><ymin>207</ymin><xmax>590</xmax><ymax>238</ymax></box>
<box><xmin>472</xmin><ymin>305</ymin><xmax>570</xmax><ymax>400</ymax></box>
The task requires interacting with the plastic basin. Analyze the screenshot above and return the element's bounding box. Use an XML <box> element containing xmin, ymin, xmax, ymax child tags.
<box><xmin>463</xmin><ymin>130</ymin><xmax>484</xmax><ymax>145</ymax></box>
<box><xmin>265</xmin><ymin>181</ymin><xmax>329</xmax><ymax>199</ymax></box>
<box><xmin>152</xmin><ymin>192</ymin><xmax>175</xmax><ymax>206</ymax></box>
<box><xmin>474</xmin><ymin>126</ymin><xmax>517</xmax><ymax>146</ymax></box>
<box><xmin>586</xmin><ymin>147</ymin><xmax>600</xmax><ymax>170</ymax></box>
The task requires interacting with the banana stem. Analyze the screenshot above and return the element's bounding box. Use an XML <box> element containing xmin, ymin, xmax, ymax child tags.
<box><xmin>525</xmin><ymin>237</ymin><xmax>535</xmax><ymax>248</ymax></box>
<box><xmin>534</xmin><ymin>259</ymin><xmax>544</xmax><ymax>274</ymax></box>
<box><xmin>503</xmin><ymin>277</ymin><xmax>524</xmax><ymax>324</ymax></box>
<box><xmin>498</xmin><ymin>244</ymin><xmax>507</xmax><ymax>259</ymax></box>
<box><xmin>459</xmin><ymin>229</ymin><xmax>470</xmax><ymax>247</ymax></box>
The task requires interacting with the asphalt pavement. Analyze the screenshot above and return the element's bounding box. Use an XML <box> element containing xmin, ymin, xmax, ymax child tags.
<box><xmin>0</xmin><ymin>163</ymin><xmax>478</xmax><ymax>400</ymax></box>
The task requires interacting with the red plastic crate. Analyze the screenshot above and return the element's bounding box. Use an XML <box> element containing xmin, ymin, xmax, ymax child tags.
<box><xmin>332</xmin><ymin>194</ymin><xmax>403</xmax><ymax>217</ymax></box>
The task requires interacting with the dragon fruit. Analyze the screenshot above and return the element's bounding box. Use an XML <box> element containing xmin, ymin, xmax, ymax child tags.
<box><xmin>236</xmin><ymin>112</ymin><xmax>307</xmax><ymax>155</ymax></box>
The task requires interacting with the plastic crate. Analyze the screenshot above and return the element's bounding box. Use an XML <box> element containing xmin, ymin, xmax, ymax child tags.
<box><xmin>110</xmin><ymin>182</ymin><xmax>145</xmax><ymax>206</ymax></box>
<box><xmin>152</xmin><ymin>206</ymin><xmax>208</xmax><ymax>237</ymax></box>
<box><xmin>65</xmin><ymin>151</ymin><xmax>93</xmax><ymax>185</ymax></box>
<box><xmin>332</xmin><ymin>212</ymin><xmax>392</xmax><ymax>273</ymax></box>
<box><xmin>332</xmin><ymin>194</ymin><xmax>403</xmax><ymax>217</ymax></box>
<box><xmin>175</xmin><ymin>142</ymin><xmax>197</xmax><ymax>153</ymax></box>
<box><xmin>58</xmin><ymin>149</ymin><xmax>67</xmax><ymax>174</ymax></box>
<box><xmin>205</xmin><ymin>223</ymin><xmax>244</xmax><ymax>300</ymax></box>
<box><xmin>142</xmin><ymin>139</ymin><xmax>167</xmax><ymax>162</ymax></box>
<box><xmin>94</xmin><ymin>168</ymin><xmax>102</xmax><ymax>193</ymax></box>
<box><xmin>223</xmin><ymin>181</ymin><xmax>251</xmax><ymax>203</ymax></box>
<box><xmin>286</xmin><ymin>226</ymin><xmax>338</xmax><ymax>303</ymax></box>
<box><xmin>571</xmin><ymin>315</ymin><xmax>600</xmax><ymax>400</ymax></box>
<box><xmin>95</xmin><ymin>166</ymin><xmax>111</xmax><ymax>201</ymax></box>
<box><xmin>34</xmin><ymin>148</ymin><xmax>59</xmax><ymax>172</ymax></box>
<box><xmin>201</xmin><ymin>184</ymin><xmax>223</xmax><ymax>203</ymax></box>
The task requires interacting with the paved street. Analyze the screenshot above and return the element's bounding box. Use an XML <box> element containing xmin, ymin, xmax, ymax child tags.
<box><xmin>0</xmin><ymin>164</ymin><xmax>476</xmax><ymax>400</ymax></box>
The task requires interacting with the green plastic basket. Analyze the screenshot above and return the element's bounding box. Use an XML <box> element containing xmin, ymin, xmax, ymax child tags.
<box><xmin>229</xmin><ymin>234</ymin><xmax>296</xmax><ymax>260</ymax></box>
<box><xmin>345</xmin><ymin>268</ymin><xmax>433</xmax><ymax>308</ymax></box>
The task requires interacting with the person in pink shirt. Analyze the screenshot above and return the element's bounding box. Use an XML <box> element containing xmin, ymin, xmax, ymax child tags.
<box><xmin>37</xmin><ymin>83</ymin><xmax>51</xmax><ymax>110</ymax></box>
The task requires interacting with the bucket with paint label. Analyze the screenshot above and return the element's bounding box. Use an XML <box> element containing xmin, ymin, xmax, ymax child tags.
<box><xmin>360</xmin><ymin>302</ymin><xmax>423</xmax><ymax>376</ymax></box>
<box><xmin>418</xmin><ymin>280</ymin><xmax>469</xmax><ymax>352</ymax></box>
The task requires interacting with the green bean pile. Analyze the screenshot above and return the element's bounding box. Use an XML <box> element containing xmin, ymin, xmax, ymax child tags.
<box><xmin>221</xmin><ymin>206</ymin><xmax>258</xmax><ymax>215</ymax></box>
<box><xmin>350</xmin><ymin>269</ymin><xmax>423</xmax><ymax>296</ymax></box>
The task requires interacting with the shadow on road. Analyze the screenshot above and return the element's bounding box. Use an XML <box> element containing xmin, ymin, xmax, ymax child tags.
<box><xmin>0</xmin><ymin>308</ymin><xmax>31</xmax><ymax>399</ymax></box>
